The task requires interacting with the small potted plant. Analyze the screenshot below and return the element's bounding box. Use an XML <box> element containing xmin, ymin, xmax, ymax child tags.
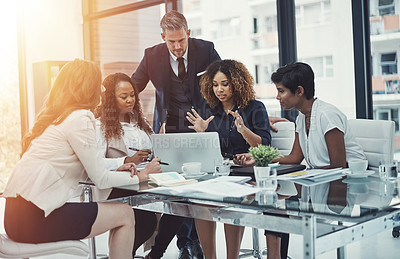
<box><xmin>249</xmin><ymin>144</ymin><xmax>281</xmax><ymax>167</ymax></box>
<box><xmin>249</xmin><ymin>144</ymin><xmax>281</xmax><ymax>191</ymax></box>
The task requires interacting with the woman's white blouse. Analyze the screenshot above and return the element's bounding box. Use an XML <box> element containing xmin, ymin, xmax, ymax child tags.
<box><xmin>96</xmin><ymin>119</ymin><xmax>152</xmax><ymax>170</ymax></box>
<box><xmin>296</xmin><ymin>98</ymin><xmax>366</xmax><ymax>168</ymax></box>
<box><xmin>3</xmin><ymin>110</ymin><xmax>139</xmax><ymax>216</ymax></box>
<box><xmin>295</xmin><ymin>99</ymin><xmax>366</xmax><ymax>215</ymax></box>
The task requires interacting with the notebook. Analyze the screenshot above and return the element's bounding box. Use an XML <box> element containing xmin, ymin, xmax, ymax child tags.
<box><xmin>230</xmin><ymin>164</ymin><xmax>306</xmax><ymax>181</ymax></box>
<box><xmin>150</xmin><ymin>132</ymin><xmax>223</xmax><ymax>173</ymax></box>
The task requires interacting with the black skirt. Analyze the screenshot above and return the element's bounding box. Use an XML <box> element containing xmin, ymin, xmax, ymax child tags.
<box><xmin>4</xmin><ymin>195</ymin><xmax>98</xmax><ymax>244</ymax></box>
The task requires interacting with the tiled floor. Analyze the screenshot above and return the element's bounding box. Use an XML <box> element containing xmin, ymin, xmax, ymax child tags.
<box><xmin>1</xmin><ymin>198</ymin><xmax>399</xmax><ymax>259</ymax></box>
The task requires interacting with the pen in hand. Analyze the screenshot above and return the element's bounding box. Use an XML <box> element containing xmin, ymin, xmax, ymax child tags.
<box><xmin>129</xmin><ymin>147</ymin><xmax>169</xmax><ymax>165</ymax></box>
<box><xmin>146</xmin><ymin>159</ymin><xmax>169</xmax><ymax>166</ymax></box>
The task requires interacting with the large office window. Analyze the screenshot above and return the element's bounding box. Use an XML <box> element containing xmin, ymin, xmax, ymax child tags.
<box><xmin>84</xmin><ymin>0</ymin><xmax>279</xmax><ymax>122</ymax></box>
<box><xmin>295</xmin><ymin>0</ymin><xmax>356</xmax><ymax>118</ymax></box>
<box><xmin>84</xmin><ymin>2</ymin><xmax>164</xmax><ymax>125</ymax></box>
<box><xmin>0</xmin><ymin>3</ymin><xmax>20</xmax><ymax>191</ymax></box>
<box><xmin>82</xmin><ymin>0</ymin><xmax>383</xmax><ymax>147</ymax></box>
<box><xmin>370</xmin><ymin>0</ymin><xmax>400</xmax><ymax>157</ymax></box>
<box><xmin>183</xmin><ymin>0</ymin><xmax>281</xmax><ymax>116</ymax></box>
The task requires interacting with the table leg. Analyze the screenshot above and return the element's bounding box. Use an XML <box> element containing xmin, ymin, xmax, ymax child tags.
<box><xmin>303</xmin><ymin>215</ymin><xmax>316</xmax><ymax>259</ymax></box>
<box><xmin>336</xmin><ymin>221</ymin><xmax>346</xmax><ymax>259</ymax></box>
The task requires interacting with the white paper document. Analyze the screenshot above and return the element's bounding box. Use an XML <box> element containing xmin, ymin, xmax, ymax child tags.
<box><xmin>277</xmin><ymin>168</ymin><xmax>345</xmax><ymax>186</ymax></box>
<box><xmin>144</xmin><ymin>176</ymin><xmax>255</xmax><ymax>199</ymax></box>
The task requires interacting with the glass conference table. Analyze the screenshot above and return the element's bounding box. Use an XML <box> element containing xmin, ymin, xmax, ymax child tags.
<box><xmin>110</xmin><ymin>169</ymin><xmax>400</xmax><ymax>259</ymax></box>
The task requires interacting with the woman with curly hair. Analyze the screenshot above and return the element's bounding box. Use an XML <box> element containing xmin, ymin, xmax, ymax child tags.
<box><xmin>96</xmin><ymin>72</ymin><xmax>155</xmax><ymax>166</ymax></box>
<box><xmin>186</xmin><ymin>59</ymin><xmax>271</xmax><ymax>259</ymax></box>
<box><xmin>95</xmin><ymin>73</ymin><xmax>184</xmax><ymax>259</ymax></box>
<box><xmin>187</xmin><ymin>59</ymin><xmax>271</xmax><ymax>155</ymax></box>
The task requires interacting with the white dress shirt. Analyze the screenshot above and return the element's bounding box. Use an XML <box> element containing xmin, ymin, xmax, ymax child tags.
<box><xmin>95</xmin><ymin>119</ymin><xmax>152</xmax><ymax>170</ymax></box>
<box><xmin>169</xmin><ymin>49</ymin><xmax>188</xmax><ymax>78</ymax></box>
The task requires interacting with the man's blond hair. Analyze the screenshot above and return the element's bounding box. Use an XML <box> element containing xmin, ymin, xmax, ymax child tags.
<box><xmin>160</xmin><ymin>10</ymin><xmax>188</xmax><ymax>33</ymax></box>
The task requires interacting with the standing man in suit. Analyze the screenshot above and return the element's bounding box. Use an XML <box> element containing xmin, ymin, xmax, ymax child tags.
<box><xmin>132</xmin><ymin>10</ymin><xmax>221</xmax><ymax>259</ymax></box>
<box><xmin>132</xmin><ymin>10</ymin><xmax>221</xmax><ymax>134</ymax></box>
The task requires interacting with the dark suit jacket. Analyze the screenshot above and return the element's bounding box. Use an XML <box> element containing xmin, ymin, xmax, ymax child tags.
<box><xmin>132</xmin><ymin>37</ymin><xmax>221</xmax><ymax>133</ymax></box>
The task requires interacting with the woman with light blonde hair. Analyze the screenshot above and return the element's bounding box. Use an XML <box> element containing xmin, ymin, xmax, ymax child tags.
<box><xmin>3</xmin><ymin>59</ymin><xmax>153</xmax><ymax>259</ymax></box>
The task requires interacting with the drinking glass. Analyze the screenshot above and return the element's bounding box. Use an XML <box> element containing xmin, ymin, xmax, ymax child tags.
<box><xmin>254</xmin><ymin>167</ymin><xmax>277</xmax><ymax>192</ymax></box>
<box><xmin>214</xmin><ymin>158</ymin><xmax>231</xmax><ymax>176</ymax></box>
<box><xmin>379</xmin><ymin>159</ymin><xmax>398</xmax><ymax>180</ymax></box>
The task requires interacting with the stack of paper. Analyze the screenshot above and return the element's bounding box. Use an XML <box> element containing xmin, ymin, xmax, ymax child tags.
<box><xmin>149</xmin><ymin>172</ymin><xmax>198</xmax><ymax>187</ymax></box>
<box><xmin>277</xmin><ymin>168</ymin><xmax>345</xmax><ymax>186</ymax></box>
<box><xmin>144</xmin><ymin>176</ymin><xmax>255</xmax><ymax>199</ymax></box>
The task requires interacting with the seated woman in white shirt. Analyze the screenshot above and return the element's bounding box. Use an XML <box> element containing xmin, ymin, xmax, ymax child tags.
<box><xmin>95</xmin><ymin>73</ymin><xmax>184</xmax><ymax>259</ymax></box>
<box><xmin>236</xmin><ymin>62</ymin><xmax>366</xmax><ymax>259</ymax></box>
<box><xmin>3</xmin><ymin>59</ymin><xmax>154</xmax><ymax>259</ymax></box>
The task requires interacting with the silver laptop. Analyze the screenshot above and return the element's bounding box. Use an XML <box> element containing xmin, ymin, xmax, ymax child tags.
<box><xmin>150</xmin><ymin>132</ymin><xmax>223</xmax><ymax>173</ymax></box>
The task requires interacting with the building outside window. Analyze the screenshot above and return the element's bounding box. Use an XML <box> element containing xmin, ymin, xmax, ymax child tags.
<box><xmin>370</xmin><ymin>0</ymin><xmax>400</xmax><ymax>156</ymax></box>
<box><xmin>379</xmin><ymin>0</ymin><xmax>396</xmax><ymax>16</ymax></box>
<box><xmin>386</xmin><ymin>80</ymin><xmax>400</xmax><ymax>94</ymax></box>
<box><xmin>253</xmin><ymin>17</ymin><xmax>258</xmax><ymax>34</ymax></box>
<box><xmin>190</xmin><ymin>28</ymin><xmax>202</xmax><ymax>37</ymax></box>
<box><xmin>375</xmin><ymin>107</ymin><xmax>400</xmax><ymax>133</ymax></box>
<box><xmin>265</xmin><ymin>15</ymin><xmax>277</xmax><ymax>33</ymax></box>
<box><xmin>254</xmin><ymin>64</ymin><xmax>259</xmax><ymax>84</ymax></box>
<box><xmin>381</xmin><ymin>52</ymin><xmax>398</xmax><ymax>75</ymax></box>
<box><xmin>263</xmin><ymin>63</ymin><xmax>279</xmax><ymax>84</ymax></box>
<box><xmin>296</xmin><ymin>0</ymin><xmax>332</xmax><ymax>27</ymax></box>
<box><xmin>211</xmin><ymin>17</ymin><xmax>241</xmax><ymax>40</ymax></box>
<box><xmin>302</xmin><ymin>56</ymin><xmax>333</xmax><ymax>78</ymax></box>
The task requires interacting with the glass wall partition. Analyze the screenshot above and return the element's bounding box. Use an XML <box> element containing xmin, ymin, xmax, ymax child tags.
<box><xmin>369</xmin><ymin>0</ymin><xmax>400</xmax><ymax>158</ymax></box>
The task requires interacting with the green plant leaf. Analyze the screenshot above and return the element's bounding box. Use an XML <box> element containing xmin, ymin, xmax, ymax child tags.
<box><xmin>248</xmin><ymin>144</ymin><xmax>281</xmax><ymax>167</ymax></box>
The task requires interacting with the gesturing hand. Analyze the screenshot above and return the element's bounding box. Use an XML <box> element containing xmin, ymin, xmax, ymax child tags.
<box><xmin>228</xmin><ymin>110</ymin><xmax>247</xmax><ymax>134</ymax></box>
<box><xmin>186</xmin><ymin>108</ymin><xmax>214</xmax><ymax>132</ymax></box>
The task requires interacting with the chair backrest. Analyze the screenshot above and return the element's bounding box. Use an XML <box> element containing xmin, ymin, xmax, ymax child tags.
<box><xmin>347</xmin><ymin>119</ymin><xmax>395</xmax><ymax>171</ymax></box>
<box><xmin>270</xmin><ymin>121</ymin><xmax>295</xmax><ymax>156</ymax></box>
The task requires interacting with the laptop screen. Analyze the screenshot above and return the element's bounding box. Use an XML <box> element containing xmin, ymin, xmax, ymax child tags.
<box><xmin>150</xmin><ymin>132</ymin><xmax>223</xmax><ymax>173</ymax></box>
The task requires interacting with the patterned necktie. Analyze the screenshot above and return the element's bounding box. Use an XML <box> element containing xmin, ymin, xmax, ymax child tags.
<box><xmin>177</xmin><ymin>57</ymin><xmax>186</xmax><ymax>80</ymax></box>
